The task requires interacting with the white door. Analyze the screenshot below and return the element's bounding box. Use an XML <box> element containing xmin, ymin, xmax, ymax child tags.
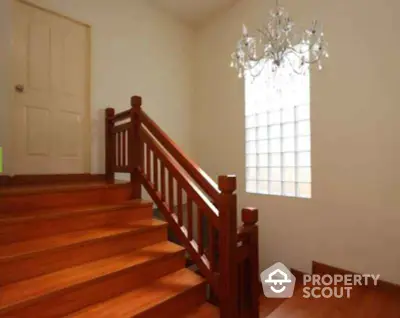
<box><xmin>12</xmin><ymin>1</ymin><xmax>90</xmax><ymax>174</ymax></box>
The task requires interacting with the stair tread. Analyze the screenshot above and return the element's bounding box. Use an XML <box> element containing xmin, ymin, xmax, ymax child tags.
<box><xmin>0</xmin><ymin>180</ymin><xmax>129</xmax><ymax>197</ymax></box>
<box><xmin>0</xmin><ymin>241</ymin><xmax>184</xmax><ymax>310</ymax></box>
<box><xmin>0</xmin><ymin>219</ymin><xmax>166</xmax><ymax>259</ymax></box>
<box><xmin>67</xmin><ymin>268</ymin><xmax>205</xmax><ymax>318</ymax></box>
<box><xmin>0</xmin><ymin>200</ymin><xmax>152</xmax><ymax>223</ymax></box>
<box><xmin>182</xmin><ymin>303</ymin><xmax>219</xmax><ymax>317</ymax></box>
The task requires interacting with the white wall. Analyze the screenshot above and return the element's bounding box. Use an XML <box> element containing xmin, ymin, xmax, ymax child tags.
<box><xmin>194</xmin><ymin>0</ymin><xmax>400</xmax><ymax>284</ymax></box>
<box><xmin>0</xmin><ymin>0</ymin><xmax>194</xmax><ymax>174</ymax></box>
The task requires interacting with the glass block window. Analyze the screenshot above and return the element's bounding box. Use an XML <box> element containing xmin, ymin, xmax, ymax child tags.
<box><xmin>245</xmin><ymin>57</ymin><xmax>311</xmax><ymax>198</ymax></box>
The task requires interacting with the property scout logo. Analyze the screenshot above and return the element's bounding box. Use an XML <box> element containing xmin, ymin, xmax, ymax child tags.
<box><xmin>261</xmin><ymin>262</ymin><xmax>380</xmax><ymax>299</ymax></box>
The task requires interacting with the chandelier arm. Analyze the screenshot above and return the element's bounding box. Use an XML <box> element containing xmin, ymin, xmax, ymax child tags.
<box><xmin>285</xmin><ymin>56</ymin><xmax>303</xmax><ymax>75</ymax></box>
<box><xmin>248</xmin><ymin>52</ymin><xmax>266</xmax><ymax>63</ymax></box>
<box><xmin>256</xmin><ymin>27</ymin><xmax>267</xmax><ymax>37</ymax></box>
<box><xmin>286</xmin><ymin>46</ymin><xmax>319</xmax><ymax>64</ymax></box>
<box><xmin>249</xmin><ymin>60</ymin><xmax>266</xmax><ymax>78</ymax></box>
<box><xmin>293</xmin><ymin>45</ymin><xmax>324</xmax><ymax>64</ymax></box>
<box><xmin>286</xmin><ymin>46</ymin><xmax>305</xmax><ymax>59</ymax></box>
<box><xmin>259</xmin><ymin>25</ymin><xmax>279</xmax><ymax>45</ymax></box>
<box><xmin>305</xmin><ymin>52</ymin><xmax>323</xmax><ymax>64</ymax></box>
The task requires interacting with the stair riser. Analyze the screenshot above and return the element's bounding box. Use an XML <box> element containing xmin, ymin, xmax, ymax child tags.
<box><xmin>0</xmin><ymin>206</ymin><xmax>152</xmax><ymax>244</ymax></box>
<box><xmin>0</xmin><ymin>226</ymin><xmax>167</xmax><ymax>286</ymax></box>
<box><xmin>134</xmin><ymin>282</ymin><xmax>207</xmax><ymax>318</ymax></box>
<box><xmin>0</xmin><ymin>185</ymin><xmax>133</xmax><ymax>212</ymax></box>
<box><xmin>0</xmin><ymin>252</ymin><xmax>186</xmax><ymax>318</ymax></box>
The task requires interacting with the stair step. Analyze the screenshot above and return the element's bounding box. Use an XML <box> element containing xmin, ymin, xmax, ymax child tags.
<box><xmin>0</xmin><ymin>219</ymin><xmax>167</xmax><ymax>285</ymax></box>
<box><xmin>181</xmin><ymin>303</ymin><xmax>220</xmax><ymax>317</ymax></box>
<box><xmin>0</xmin><ymin>200</ymin><xmax>152</xmax><ymax>221</ymax></box>
<box><xmin>0</xmin><ymin>219</ymin><xmax>165</xmax><ymax>259</ymax></box>
<box><xmin>0</xmin><ymin>181</ymin><xmax>134</xmax><ymax>212</ymax></box>
<box><xmin>0</xmin><ymin>241</ymin><xmax>186</xmax><ymax>317</ymax></box>
<box><xmin>0</xmin><ymin>200</ymin><xmax>153</xmax><ymax>243</ymax></box>
<box><xmin>68</xmin><ymin>269</ymin><xmax>206</xmax><ymax>318</ymax></box>
<box><xmin>0</xmin><ymin>181</ymin><xmax>127</xmax><ymax>197</ymax></box>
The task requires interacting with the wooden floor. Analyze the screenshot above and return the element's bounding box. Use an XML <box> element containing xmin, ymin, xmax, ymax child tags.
<box><xmin>260</xmin><ymin>285</ymin><xmax>400</xmax><ymax>317</ymax></box>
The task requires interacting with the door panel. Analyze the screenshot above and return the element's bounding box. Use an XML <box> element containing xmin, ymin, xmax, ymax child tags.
<box><xmin>25</xmin><ymin>105</ymin><xmax>51</xmax><ymax>156</ymax></box>
<box><xmin>12</xmin><ymin>1</ymin><xmax>90</xmax><ymax>174</ymax></box>
<box><xmin>28</xmin><ymin>22</ymin><xmax>51</xmax><ymax>91</ymax></box>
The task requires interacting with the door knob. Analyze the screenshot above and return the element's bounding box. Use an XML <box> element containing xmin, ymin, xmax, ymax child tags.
<box><xmin>15</xmin><ymin>84</ymin><xmax>24</xmax><ymax>93</ymax></box>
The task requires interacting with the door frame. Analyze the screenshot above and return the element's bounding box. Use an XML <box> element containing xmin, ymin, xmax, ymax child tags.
<box><xmin>11</xmin><ymin>0</ymin><xmax>92</xmax><ymax>174</ymax></box>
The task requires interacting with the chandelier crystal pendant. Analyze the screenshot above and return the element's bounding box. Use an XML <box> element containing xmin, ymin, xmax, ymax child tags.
<box><xmin>230</xmin><ymin>0</ymin><xmax>329</xmax><ymax>78</ymax></box>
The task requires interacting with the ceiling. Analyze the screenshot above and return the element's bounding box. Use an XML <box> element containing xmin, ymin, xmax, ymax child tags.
<box><xmin>149</xmin><ymin>0</ymin><xmax>239</xmax><ymax>27</ymax></box>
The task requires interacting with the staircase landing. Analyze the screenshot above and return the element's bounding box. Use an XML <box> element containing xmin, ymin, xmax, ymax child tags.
<box><xmin>260</xmin><ymin>280</ymin><xmax>400</xmax><ymax>318</ymax></box>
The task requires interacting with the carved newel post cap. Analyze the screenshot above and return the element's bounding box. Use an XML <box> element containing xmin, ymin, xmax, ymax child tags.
<box><xmin>131</xmin><ymin>95</ymin><xmax>142</xmax><ymax>107</ymax></box>
<box><xmin>105</xmin><ymin>107</ymin><xmax>115</xmax><ymax>117</ymax></box>
<box><xmin>242</xmin><ymin>207</ymin><xmax>258</xmax><ymax>225</ymax></box>
<box><xmin>218</xmin><ymin>175</ymin><xmax>237</xmax><ymax>193</ymax></box>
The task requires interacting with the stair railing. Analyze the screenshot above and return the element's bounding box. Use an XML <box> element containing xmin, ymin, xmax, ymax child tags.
<box><xmin>105</xmin><ymin>96</ymin><xmax>259</xmax><ymax>318</ymax></box>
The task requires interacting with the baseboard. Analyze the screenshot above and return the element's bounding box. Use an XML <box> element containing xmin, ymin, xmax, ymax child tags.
<box><xmin>0</xmin><ymin>176</ymin><xmax>11</xmax><ymax>187</ymax></box>
<box><xmin>0</xmin><ymin>174</ymin><xmax>106</xmax><ymax>186</ymax></box>
<box><xmin>312</xmin><ymin>261</ymin><xmax>400</xmax><ymax>293</ymax></box>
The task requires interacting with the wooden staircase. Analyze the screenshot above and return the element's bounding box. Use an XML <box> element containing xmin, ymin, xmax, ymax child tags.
<box><xmin>0</xmin><ymin>95</ymin><xmax>260</xmax><ymax>318</ymax></box>
<box><xmin>0</xmin><ymin>182</ymin><xmax>219</xmax><ymax>317</ymax></box>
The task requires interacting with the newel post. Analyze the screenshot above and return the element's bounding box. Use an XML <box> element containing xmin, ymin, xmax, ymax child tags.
<box><xmin>241</xmin><ymin>207</ymin><xmax>259</xmax><ymax>318</ymax></box>
<box><xmin>130</xmin><ymin>96</ymin><xmax>142</xmax><ymax>199</ymax></box>
<box><xmin>218</xmin><ymin>175</ymin><xmax>239</xmax><ymax>318</ymax></box>
<box><xmin>105</xmin><ymin>108</ymin><xmax>115</xmax><ymax>183</ymax></box>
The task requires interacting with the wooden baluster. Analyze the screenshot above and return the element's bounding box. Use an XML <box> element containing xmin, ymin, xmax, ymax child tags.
<box><xmin>142</xmin><ymin>143</ymin><xmax>146</xmax><ymax>175</ymax></box>
<box><xmin>208</xmin><ymin>225</ymin><xmax>216</xmax><ymax>271</ymax></box>
<box><xmin>153</xmin><ymin>153</ymin><xmax>158</xmax><ymax>190</ymax></box>
<box><xmin>177</xmin><ymin>185</ymin><xmax>183</xmax><ymax>225</ymax></box>
<box><xmin>130</xmin><ymin>96</ymin><xmax>142</xmax><ymax>198</ymax></box>
<box><xmin>116</xmin><ymin>131</ymin><xmax>120</xmax><ymax>168</ymax></box>
<box><xmin>122</xmin><ymin>130</ymin><xmax>127</xmax><ymax>168</ymax></box>
<box><xmin>115</xmin><ymin>133</ymin><xmax>119</xmax><ymax>168</ymax></box>
<box><xmin>105</xmin><ymin>108</ymin><xmax>115</xmax><ymax>182</ymax></box>
<box><xmin>240</xmin><ymin>207</ymin><xmax>259</xmax><ymax>318</ymax></box>
<box><xmin>119</xmin><ymin>131</ymin><xmax>123</xmax><ymax>167</ymax></box>
<box><xmin>218</xmin><ymin>175</ymin><xmax>239</xmax><ymax>318</ymax></box>
<box><xmin>160</xmin><ymin>161</ymin><xmax>166</xmax><ymax>201</ymax></box>
<box><xmin>168</xmin><ymin>172</ymin><xmax>174</xmax><ymax>210</ymax></box>
<box><xmin>207</xmin><ymin>223</ymin><xmax>219</xmax><ymax>306</ymax></box>
<box><xmin>197</xmin><ymin>207</ymin><xmax>204</xmax><ymax>255</ymax></box>
<box><xmin>187</xmin><ymin>198</ymin><xmax>193</xmax><ymax>240</ymax></box>
<box><xmin>114</xmin><ymin>132</ymin><xmax>118</xmax><ymax>168</ymax></box>
<box><xmin>146</xmin><ymin>143</ymin><xmax>151</xmax><ymax>183</ymax></box>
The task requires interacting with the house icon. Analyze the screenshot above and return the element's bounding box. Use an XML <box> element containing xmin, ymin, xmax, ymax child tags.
<box><xmin>265</xmin><ymin>269</ymin><xmax>292</xmax><ymax>283</ymax></box>
<box><xmin>260</xmin><ymin>262</ymin><xmax>296</xmax><ymax>298</ymax></box>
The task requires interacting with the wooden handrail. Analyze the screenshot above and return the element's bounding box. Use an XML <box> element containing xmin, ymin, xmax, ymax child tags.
<box><xmin>112</xmin><ymin>109</ymin><xmax>131</xmax><ymax>122</ymax></box>
<box><xmin>140</xmin><ymin>111</ymin><xmax>221</xmax><ymax>202</ymax></box>
<box><xmin>105</xmin><ymin>96</ymin><xmax>259</xmax><ymax>318</ymax></box>
<box><xmin>141</xmin><ymin>128</ymin><xmax>220</xmax><ymax>227</ymax></box>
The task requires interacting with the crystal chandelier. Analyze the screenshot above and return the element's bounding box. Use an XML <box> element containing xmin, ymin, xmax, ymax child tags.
<box><xmin>230</xmin><ymin>0</ymin><xmax>329</xmax><ymax>78</ymax></box>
